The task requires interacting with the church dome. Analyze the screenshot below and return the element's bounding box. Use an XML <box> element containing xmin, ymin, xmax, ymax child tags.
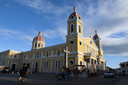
<box><xmin>68</xmin><ymin>7</ymin><xmax>82</xmax><ymax>20</ymax></box>
<box><xmin>33</xmin><ymin>31</ymin><xmax>45</xmax><ymax>42</ymax></box>
<box><xmin>93</xmin><ymin>30</ymin><xmax>101</xmax><ymax>40</ymax></box>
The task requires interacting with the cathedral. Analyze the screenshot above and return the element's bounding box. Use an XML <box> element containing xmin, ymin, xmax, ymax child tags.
<box><xmin>0</xmin><ymin>7</ymin><xmax>106</xmax><ymax>73</ymax></box>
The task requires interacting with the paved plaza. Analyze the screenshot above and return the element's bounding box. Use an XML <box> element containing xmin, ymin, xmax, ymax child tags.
<box><xmin>0</xmin><ymin>73</ymin><xmax>126</xmax><ymax>85</ymax></box>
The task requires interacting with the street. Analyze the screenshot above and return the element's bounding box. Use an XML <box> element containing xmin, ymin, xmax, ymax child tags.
<box><xmin>0</xmin><ymin>73</ymin><xmax>123</xmax><ymax>85</ymax></box>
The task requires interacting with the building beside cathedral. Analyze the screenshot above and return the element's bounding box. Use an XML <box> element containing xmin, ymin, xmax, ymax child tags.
<box><xmin>120</xmin><ymin>61</ymin><xmax>128</xmax><ymax>73</ymax></box>
<box><xmin>0</xmin><ymin>7</ymin><xmax>106</xmax><ymax>73</ymax></box>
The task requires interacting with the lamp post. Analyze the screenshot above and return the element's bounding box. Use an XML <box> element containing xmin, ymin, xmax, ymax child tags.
<box><xmin>105</xmin><ymin>59</ymin><xmax>109</xmax><ymax>72</ymax></box>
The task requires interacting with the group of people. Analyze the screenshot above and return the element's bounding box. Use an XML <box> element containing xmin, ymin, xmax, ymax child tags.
<box><xmin>18</xmin><ymin>63</ymin><xmax>30</xmax><ymax>83</ymax></box>
<box><xmin>61</xmin><ymin>66</ymin><xmax>71</xmax><ymax>78</ymax></box>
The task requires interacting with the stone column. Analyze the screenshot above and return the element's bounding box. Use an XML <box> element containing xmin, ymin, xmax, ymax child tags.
<box><xmin>12</xmin><ymin>52</ymin><xmax>14</xmax><ymax>58</ymax></box>
<box><xmin>7</xmin><ymin>53</ymin><xmax>9</xmax><ymax>58</ymax></box>
<box><xmin>10</xmin><ymin>60</ymin><xmax>12</xmax><ymax>68</ymax></box>
<box><xmin>89</xmin><ymin>58</ymin><xmax>92</xmax><ymax>73</ymax></box>
<box><xmin>96</xmin><ymin>60</ymin><xmax>98</xmax><ymax>72</ymax></box>
<box><xmin>103</xmin><ymin>62</ymin><xmax>105</xmax><ymax>71</ymax></box>
<box><xmin>5</xmin><ymin>60</ymin><xmax>7</xmax><ymax>66</ymax></box>
<box><xmin>6</xmin><ymin>60</ymin><xmax>8</xmax><ymax>67</ymax></box>
<box><xmin>40</xmin><ymin>60</ymin><xmax>42</xmax><ymax>72</ymax></box>
<box><xmin>41</xmin><ymin>51</ymin><xmax>43</xmax><ymax>58</ymax></box>
<box><xmin>31</xmin><ymin>61</ymin><xmax>34</xmax><ymax>71</ymax></box>
<box><xmin>93</xmin><ymin>59</ymin><xmax>94</xmax><ymax>72</ymax></box>
<box><xmin>50</xmin><ymin>59</ymin><xmax>53</xmax><ymax>72</ymax></box>
<box><xmin>101</xmin><ymin>62</ymin><xmax>103</xmax><ymax>71</ymax></box>
<box><xmin>99</xmin><ymin>60</ymin><xmax>101</xmax><ymax>70</ymax></box>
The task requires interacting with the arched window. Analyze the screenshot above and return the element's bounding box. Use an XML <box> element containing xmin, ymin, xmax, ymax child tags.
<box><xmin>79</xmin><ymin>25</ymin><xmax>81</xmax><ymax>33</ymax></box>
<box><xmin>37</xmin><ymin>52</ymin><xmax>39</xmax><ymax>58</ymax></box>
<box><xmin>71</xmin><ymin>24</ymin><xmax>74</xmax><ymax>33</ymax></box>
<box><xmin>80</xmin><ymin>61</ymin><xmax>82</xmax><ymax>65</ymax></box>
<box><xmin>46</xmin><ymin>51</ymin><xmax>48</xmax><ymax>57</ymax></box>
<box><xmin>47</xmin><ymin>61</ymin><xmax>48</xmax><ymax>68</ymax></box>
<box><xmin>44</xmin><ymin>61</ymin><xmax>46</xmax><ymax>68</ymax></box>
<box><xmin>80</xmin><ymin>41</ymin><xmax>82</xmax><ymax>45</ymax></box>
<box><xmin>55</xmin><ymin>60</ymin><xmax>61</xmax><ymax>68</ymax></box>
<box><xmin>35</xmin><ymin>43</ymin><xmax>37</xmax><ymax>48</ymax></box>
<box><xmin>30</xmin><ymin>54</ymin><xmax>31</xmax><ymax>59</ymax></box>
<box><xmin>38</xmin><ymin>44</ymin><xmax>40</xmax><ymax>47</ymax></box>
<box><xmin>69</xmin><ymin>41</ymin><xmax>74</xmax><ymax>51</ymax></box>
<box><xmin>35</xmin><ymin>54</ymin><xmax>37</xmax><ymax>58</ymax></box>
<box><xmin>24</xmin><ymin>55</ymin><xmax>25</xmax><ymax>59</ymax></box>
<box><xmin>58</xmin><ymin>50</ymin><xmax>60</xmax><ymax>55</ymax></box>
<box><xmin>58</xmin><ymin>60</ymin><xmax>60</xmax><ymax>68</ymax></box>
<box><xmin>71</xmin><ymin>16</ymin><xmax>74</xmax><ymax>19</ymax></box>
<box><xmin>14</xmin><ymin>55</ymin><xmax>16</xmax><ymax>58</ymax></box>
<box><xmin>56</xmin><ymin>61</ymin><xmax>57</xmax><ymax>68</ymax></box>
<box><xmin>79</xmin><ymin>17</ymin><xmax>81</xmax><ymax>20</ymax></box>
<box><xmin>44</xmin><ymin>61</ymin><xmax>48</xmax><ymax>68</ymax></box>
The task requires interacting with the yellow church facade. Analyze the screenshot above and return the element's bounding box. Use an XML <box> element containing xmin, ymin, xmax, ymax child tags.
<box><xmin>0</xmin><ymin>7</ymin><xmax>106</xmax><ymax>73</ymax></box>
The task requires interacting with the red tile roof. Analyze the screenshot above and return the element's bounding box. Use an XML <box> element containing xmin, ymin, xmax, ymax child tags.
<box><xmin>68</xmin><ymin>12</ymin><xmax>82</xmax><ymax>20</ymax></box>
<box><xmin>33</xmin><ymin>36</ymin><xmax>45</xmax><ymax>42</ymax></box>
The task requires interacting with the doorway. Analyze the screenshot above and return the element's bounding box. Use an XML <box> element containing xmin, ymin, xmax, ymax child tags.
<box><xmin>35</xmin><ymin>62</ymin><xmax>38</xmax><ymax>72</ymax></box>
<box><xmin>12</xmin><ymin>64</ymin><xmax>15</xmax><ymax>71</ymax></box>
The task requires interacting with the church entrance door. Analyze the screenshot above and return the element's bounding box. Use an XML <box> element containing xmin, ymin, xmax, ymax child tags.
<box><xmin>35</xmin><ymin>62</ymin><xmax>38</xmax><ymax>72</ymax></box>
<box><xmin>12</xmin><ymin>64</ymin><xmax>15</xmax><ymax>71</ymax></box>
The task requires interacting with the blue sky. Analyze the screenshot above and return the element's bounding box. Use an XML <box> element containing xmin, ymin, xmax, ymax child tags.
<box><xmin>0</xmin><ymin>0</ymin><xmax>128</xmax><ymax>69</ymax></box>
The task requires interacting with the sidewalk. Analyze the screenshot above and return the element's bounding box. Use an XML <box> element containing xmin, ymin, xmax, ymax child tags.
<box><xmin>115</xmin><ymin>78</ymin><xmax>128</xmax><ymax>85</ymax></box>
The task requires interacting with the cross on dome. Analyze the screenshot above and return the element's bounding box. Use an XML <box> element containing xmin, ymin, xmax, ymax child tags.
<box><xmin>74</xmin><ymin>6</ymin><xmax>76</xmax><ymax>12</ymax></box>
<box><xmin>95</xmin><ymin>30</ymin><xmax>97</xmax><ymax>34</ymax></box>
<box><xmin>38</xmin><ymin>31</ymin><xmax>42</xmax><ymax>36</ymax></box>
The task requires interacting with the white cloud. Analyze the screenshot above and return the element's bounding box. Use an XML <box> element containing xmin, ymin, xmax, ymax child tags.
<box><xmin>14</xmin><ymin>0</ymin><xmax>70</xmax><ymax>40</ymax></box>
<box><xmin>42</xmin><ymin>29</ymin><xmax>57</xmax><ymax>39</ymax></box>
<box><xmin>0</xmin><ymin>27</ymin><xmax>34</xmax><ymax>44</ymax></box>
<box><xmin>14</xmin><ymin>0</ymin><xmax>71</xmax><ymax>15</ymax></box>
<box><xmin>76</xmin><ymin>0</ymin><xmax>128</xmax><ymax>55</ymax></box>
<box><xmin>14</xmin><ymin>0</ymin><xmax>128</xmax><ymax>55</ymax></box>
<box><xmin>0</xmin><ymin>28</ymin><xmax>19</xmax><ymax>38</ymax></box>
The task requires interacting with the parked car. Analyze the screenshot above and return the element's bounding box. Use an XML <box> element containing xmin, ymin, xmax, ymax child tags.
<box><xmin>0</xmin><ymin>67</ymin><xmax>11</xmax><ymax>74</ymax></box>
<box><xmin>104</xmin><ymin>72</ymin><xmax>116</xmax><ymax>78</ymax></box>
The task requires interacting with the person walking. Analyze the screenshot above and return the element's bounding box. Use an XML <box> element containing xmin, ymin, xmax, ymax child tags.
<box><xmin>18</xmin><ymin>63</ymin><xmax>27</xmax><ymax>81</ymax></box>
<box><xmin>21</xmin><ymin>64</ymin><xmax>30</xmax><ymax>83</ymax></box>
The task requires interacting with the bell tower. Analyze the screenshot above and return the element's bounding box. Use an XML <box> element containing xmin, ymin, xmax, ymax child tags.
<box><xmin>67</xmin><ymin>7</ymin><xmax>83</xmax><ymax>36</ymax></box>
<box><xmin>93</xmin><ymin>30</ymin><xmax>103</xmax><ymax>57</ymax></box>
<box><xmin>66</xmin><ymin>7</ymin><xmax>83</xmax><ymax>52</ymax></box>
